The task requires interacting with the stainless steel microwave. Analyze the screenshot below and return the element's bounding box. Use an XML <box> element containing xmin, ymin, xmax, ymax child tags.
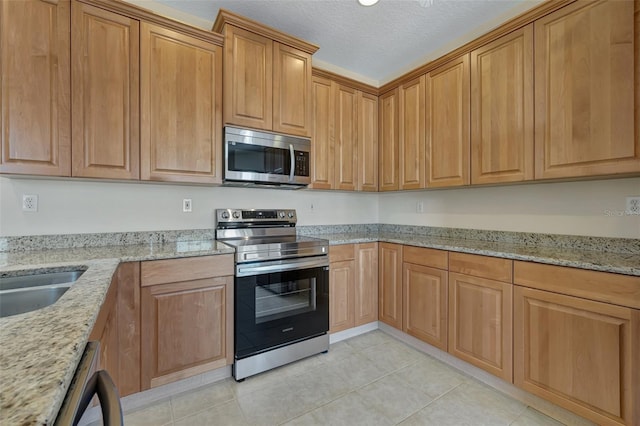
<box><xmin>223</xmin><ymin>126</ymin><xmax>311</xmax><ymax>188</ymax></box>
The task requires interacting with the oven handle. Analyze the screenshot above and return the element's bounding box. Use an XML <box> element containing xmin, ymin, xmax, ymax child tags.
<box><xmin>289</xmin><ymin>144</ymin><xmax>295</xmax><ymax>182</ymax></box>
<box><xmin>236</xmin><ymin>256</ymin><xmax>328</xmax><ymax>277</ymax></box>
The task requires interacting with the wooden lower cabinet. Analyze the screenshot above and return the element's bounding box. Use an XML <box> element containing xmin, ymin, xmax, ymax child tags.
<box><xmin>140</xmin><ymin>255</ymin><xmax>234</xmax><ymax>389</ymax></box>
<box><xmin>329</xmin><ymin>258</ymin><xmax>355</xmax><ymax>333</ymax></box>
<box><xmin>514</xmin><ymin>286</ymin><xmax>640</xmax><ymax>426</ymax></box>
<box><xmin>378</xmin><ymin>243</ymin><xmax>403</xmax><ymax>329</ymax></box>
<box><xmin>354</xmin><ymin>243</ymin><xmax>378</xmax><ymax>326</ymax></box>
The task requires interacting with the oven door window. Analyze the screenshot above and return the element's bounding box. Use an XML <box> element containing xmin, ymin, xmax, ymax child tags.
<box><xmin>255</xmin><ymin>277</ymin><xmax>315</xmax><ymax>324</ymax></box>
<box><xmin>227</xmin><ymin>142</ymin><xmax>291</xmax><ymax>176</ymax></box>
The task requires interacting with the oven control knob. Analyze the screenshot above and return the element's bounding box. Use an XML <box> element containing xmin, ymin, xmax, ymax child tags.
<box><xmin>221</xmin><ymin>211</ymin><xmax>230</xmax><ymax>219</ymax></box>
<box><xmin>288</xmin><ymin>212</ymin><xmax>294</xmax><ymax>218</ymax></box>
<box><xmin>232</xmin><ymin>211</ymin><xmax>241</xmax><ymax>219</ymax></box>
<box><xmin>279</xmin><ymin>211</ymin><xmax>285</xmax><ymax>218</ymax></box>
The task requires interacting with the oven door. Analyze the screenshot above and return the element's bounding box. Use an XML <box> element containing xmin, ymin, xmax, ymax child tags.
<box><xmin>235</xmin><ymin>256</ymin><xmax>329</xmax><ymax>360</ymax></box>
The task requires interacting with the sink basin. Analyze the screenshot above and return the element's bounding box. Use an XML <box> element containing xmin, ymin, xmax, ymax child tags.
<box><xmin>0</xmin><ymin>269</ymin><xmax>85</xmax><ymax>318</ymax></box>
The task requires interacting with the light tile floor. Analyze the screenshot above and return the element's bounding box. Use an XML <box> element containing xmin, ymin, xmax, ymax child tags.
<box><xmin>114</xmin><ymin>331</ymin><xmax>585</xmax><ymax>426</ymax></box>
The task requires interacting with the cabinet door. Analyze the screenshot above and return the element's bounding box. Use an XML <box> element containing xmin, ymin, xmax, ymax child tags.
<box><xmin>378</xmin><ymin>89</ymin><xmax>400</xmax><ymax>191</ymax></box>
<box><xmin>310</xmin><ymin>76</ymin><xmax>334</xmax><ymax>189</ymax></box>
<box><xmin>355</xmin><ymin>243</ymin><xmax>378</xmax><ymax>326</ymax></box>
<box><xmin>115</xmin><ymin>262</ymin><xmax>140</xmax><ymax>397</ymax></box>
<box><xmin>534</xmin><ymin>0</ymin><xmax>640</xmax><ymax>179</ymax></box>
<box><xmin>329</xmin><ymin>259</ymin><xmax>355</xmax><ymax>333</ymax></box>
<box><xmin>448</xmin><ymin>272</ymin><xmax>512</xmax><ymax>382</ymax></box>
<box><xmin>399</xmin><ymin>76</ymin><xmax>425</xmax><ymax>189</ymax></box>
<box><xmin>71</xmin><ymin>2</ymin><xmax>140</xmax><ymax>179</ymax></box>
<box><xmin>358</xmin><ymin>92</ymin><xmax>378</xmax><ymax>191</ymax></box>
<box><xmin>514</xmin><ymin>286</ymin><xmax>639</xmax><ymax>426</ymax></box>
<box><xmin>273</xmin><ymin>42</ymin><xmax>312</xmax><ymax>137</ymax></box>
<box><xmin>223</xmin><ymin>25</ymin><xmax>272</xmax><ymax>131</ymax></box>
<box><xmin>379</xmin><ymin>243</ymin><xmax>403</xmax><ymax>329</ymax></box>
<box><xmin>334</xmin><ymin>85</ymin><xmax>358</xmax><ymax>191</ymax></box>
<box><xmin>426</xmin><ymin>54</ymin><xmax>470</xmax><ymax>188</ymax></box>
<box><xmin>471</xmin><ymin>25</ymin><xmax>533</xmax><ymax>185</ymax></box>
<box><xmin>403</xmin><ymin>263</ymin><xmax>448</xmax><ymax>351</ymax></box>
<box><xmin>0</xmin><ymin>0</ymin><xmax>70</xmax><ymax>176</ymax></box>
<box><xmin>140</xmin><ymin>23</ymin><xmax>222</xmax><ymax>183</ymax></box>
<box><xmin>141</xmin><ymin>276</ymin><xmax>233</xmax><ymax>389</ymax></box>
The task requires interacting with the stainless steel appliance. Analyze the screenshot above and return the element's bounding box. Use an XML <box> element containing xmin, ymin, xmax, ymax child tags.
<box><xmin>216</xmin><ymin>208</ymin><xmax>329</xmax><ymax>380</ymax></box>
<box><xmin>223</xmin><ymin>126</ymin><xmax>311</xmax><ymax>188</ymax></box>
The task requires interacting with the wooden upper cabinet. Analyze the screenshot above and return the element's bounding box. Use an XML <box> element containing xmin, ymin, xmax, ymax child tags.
<box><xmin>273</xmin><ymin>42</ymin><xmax>312</xmax><ymax>137</ymax></box>
<box><xmin>335</xmin><ymin>85</ymin><xmax>358</xmax><ymax>190</ymax></box>
<box><xmin>379</xmin><ymin>89</ymin><xmax>400</xmax><ymax>191</ymax></box>
<box><xmin>71</xmin><ymin>1</ymin><xmax>140</xmax><ymax>179</ymax></box>
<box><xmin>140</xmin><ymin>23</ymin><xmax>222</xmax><ymax>183</ymax></box>
<box><xmin>426</xmin><ymin>54</ymin><xmax>470</xmax><ymax>188</ymax></box>
<box><xmin>0</xmin><ymin>0</ymin><xmax>71</xmax><ymax>176</ymax></box>
<box><xmin>310</xmin><ymin>76</ymin><xmax>334</xmax><ymax>189</ymax></box>
<box><xmin>399</xmin><ymin>76</ymin><xmax>426</xmax><ymax>189</ymax></box>
<box><xmin>471</xmin><ymin>25</ymin><xmax>533</xmax><ymax>185</ymax></box>
<box><xmin>358</xmin><ymin>92</ymin><xmax>378</xmax><ymax>191</ymax></box>
<box><xmin>534</xmin><ymin>0</ymin><xmax>640</xmax><ymax>179</ymax></box>
<box><xmin>223</xmin><ymin>25</ymin><xmax>273</xmax><ymax>131</ymax></box>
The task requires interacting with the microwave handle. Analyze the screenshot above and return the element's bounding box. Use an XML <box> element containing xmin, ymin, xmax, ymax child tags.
<box><xmin>289</xmin><ymin>144</ymin><xmax>295</xmax><ymax>182</ymax></box>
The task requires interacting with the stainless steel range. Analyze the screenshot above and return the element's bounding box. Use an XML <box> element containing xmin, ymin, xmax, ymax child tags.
<box><xmin>215</xmin><ymin>209</ymin><xmax>329</xmax><ymax>381</ymax></box>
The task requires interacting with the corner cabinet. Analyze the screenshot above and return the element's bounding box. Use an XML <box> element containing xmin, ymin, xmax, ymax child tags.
<box><xmin>140</xmin><ymin>255</ymin><xmax>234</xmax><ymax>389</ymax></box>
<box><xmin>357</xmin><ymin>92</ymin><xmax>378</xmax><ymax>191</ymax></box>
<box><xmin>399</xmin><ymin>76</ymin><xmax>426</xmax><ymax>190</ymax></box>
<box><xmin>378</xmin><ymin>89</ymin><xmax>400</xmax><ymax>191</ymax></box>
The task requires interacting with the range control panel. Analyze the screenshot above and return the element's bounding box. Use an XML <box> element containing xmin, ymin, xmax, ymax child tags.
<box><xmin>216</xmin><ymin>209</ymin><xmax>297</xmax><ymax>224</ymax></box>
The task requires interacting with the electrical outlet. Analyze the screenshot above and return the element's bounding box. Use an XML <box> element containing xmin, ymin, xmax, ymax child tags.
<box><xmin>22</xmin><ymin>194</ymin><xmax>38</xmax><ymax>212</ymax></box>
<box><xmin>416</xmin><ymin>201</ymin><xmax>424</xmax><ymax>213</ymax></box>
<box><xmin>182</xmin><ymin>199</ymin><xmax>192</xmax><ymax>213</ymax></box>
<box><xmin>626</xmin><ymin>197</ymin><xmax>640</xmax><ymax>215</ymax></box>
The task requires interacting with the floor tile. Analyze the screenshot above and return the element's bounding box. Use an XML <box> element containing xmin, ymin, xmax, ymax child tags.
<box><xmin>288</xmin><ymin>365</ymin><xmax>351</xmax><ymax>409</ymax></box>
<box><xmin>394</xmin><ymin>355</ymin><xmax>467</xmax><ymax>399</ymax></box>
<box><xmin>123</xmin><ymin>400</ymin><xmax>173</xmax><ymax>426</ymax></box>
<box><xmin>510</xmin><ymin>407</ymin><xmax>564</xmax><ymax>426</ymax></box>
<box><xmin>343</xmin><ymin>330</ymin><xmax>393</xmax><ymax>351</ymax></box>
<box><xmin>325</xmin><ymin>351</ymin><xmax>390</xmax><ymax>390</ymax></box>
<box><xmin>174</xmin><ymin>400</ymin><xmax>247</xmax><ymax>426</ymax></box>
<box><xmin>316</xmin><ymin>340</ymin><xmax>356</xmax><ymax>363</ymax></box>
<box><xmin>230</xmin><ymin>366</ymin><xmax>292</xmax><ymax>397</ymax></box>
<box><xmin>236</xmin><ymin>380</ymin><xmax>309</xmax><ymax>425</ymax></box>
<box><xmin>170</xmin><ymin>379</ymin><xmax>234</xmax><ymax>420</ymax></box>
<box><xmin>360</xmin><ymin>340</ymin><xmax>424</xmax><ymax>372</ymax></box>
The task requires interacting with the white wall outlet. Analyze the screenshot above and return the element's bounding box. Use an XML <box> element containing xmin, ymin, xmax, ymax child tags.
<box><xmin>416</xmin><ymin>201</ymin><xmax>424</xmax><ymax>213</ymax></box>
<box><xmin>182</xmin><ymin>198</ymin><xmax>192</xmax><ymax>213</ymax></box>
<box><xmin>22</xmin><ymin>194</ymin><xmax>38</xmax><ymax>212</ymax></box>
<box><xmin>626</xmin><ymin>197</ymin><xmax>640</xmax><ymax>215</ymax></box>
<box><xmin>310</xmin><ymin>203</ymin><xmax>315</xmax><ymax>212</ymax></box>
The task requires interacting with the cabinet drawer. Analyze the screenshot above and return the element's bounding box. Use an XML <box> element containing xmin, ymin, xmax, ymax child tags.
<box><xmin>330</xmin><ymin>244</ymin><xmax>355</xmax><ymax>262</ymax></box>
<box><xmin>141</xmin><ymin>255</ymin><xmax>234</xmax><ymax>286</ymax></box>
<box><xmin>403</xmin><ymin>246</ymin><xmax>448</xmax><ymax>270</ymax></box>
<box><xmin>514</xmin><ymin>261</ymin><xmax>640</xmax><ymax>310</ymax></box>
<box><xmin>449</xmin><ymin>252</ymin><xmax>512</xmax><ymax>282</ymax></box>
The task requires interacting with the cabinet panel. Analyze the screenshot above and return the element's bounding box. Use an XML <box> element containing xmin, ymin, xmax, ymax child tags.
<box><xmin>141</xmin><ymin>255</ymin><xmax>233</xmax><ymax>287</ymax></box>
<box><xmin>273</xmin><ymin>42</ymin><xmax>311</xmax><ymax>137</ymax></box>
<box><xmin>449</xmin><ymin>252</ymin><xmax>512</xmax><ymax>283</ymax></box>
<box><xmin>534</xmin><ymin>0</ymin><xmax>640</xmax><ymax>178</ymax></box>
<box><xmin>0</xmin><ymin>0</ymin><xmax>70</xmax><ymax>176</ymax></box>
<box><xmin>448</xmin><ymin>272</ymin><xmax>512</xmax><ymax>381</ymax></box>
<box><xmin>71</xmin><ymin>1</ymin><xmax>140</xmax><ymax>179</ymax></box>
<box><xmin>355</xmin><ymin>242</ymin><xmax>378</xmax><ymax>326</ymax></box>
<box><xmin>471</xmin><ymin>24</ymin><xmax>533</xmax><ymax>184</ymax></box>
<box><xmin>426</xmin><ymin>54</ymin><xmax>470</xmax><ymax>187</ymax></box>
<box><xmin>403</xmin><ymin>263</ymin><xmax>447</xmax><ymax>350</ymax></box>
<box><xmin>223</xmin><ymin>25</ymin><xmax>272</xmax><ymax>131</ymax></box>
<box><xmin>514</xmin><ymin>286</ymin><xmax>639</xmax><ymax>425</ymax></box>
<box><xmin>329</xmin><ymin>259</ymin><xmax>355</xmax><ymax>333</ymax></box>
<box><xmin>358</xmin><ymin>92</ymin><xmax>378</xmax><ymax>191</ymax></box>
<box><xmin>378</xmin><ymin>89</ymin><xmax>400</xmax><ymax>191</ymax></box>
<box><xmin>140</xmin><ymin>22</ymin><xmax>222</xmax><ymax>183</ymax></box>
<box><xmin>310</xmin><ymin>76</ymin><xmax>334</xmax><ymax>189</ymax></box>
<box><xmin>399</xmin><ymin>76</ymin><xmax>426</xmax><ymax>189</ymax></box>
<box><xmin>402</xmin><ymin>246</ymin><xmax>448</xmax><ymax>270</ymax></box>
<box><xmin>379</xmin><ymin>243</ymin><xmax>403</xmax><ymax>329</ymax></box>
<box><xmin>335</xmin><ymin>85</ymin><xmax>358</xmax><ymax>191</ymax></box>
<box><xmin>115</xmin><ymin>262</ymin><xmax>140</xmax><ymax>397</ymax></box>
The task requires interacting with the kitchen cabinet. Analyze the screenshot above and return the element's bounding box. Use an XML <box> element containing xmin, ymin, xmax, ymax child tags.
<box><xmin>214</xmin><ymin>10</ymin><xmax>317</xmax><ymax>137</ymax></box>
<box><xmin>140</xmin><ymin>22</ymin><xmax>222</xmax><ymax>184</ymax></box>
<box><xmin>426</xmin><ymin>54</ymin><xmax>470</xmax><ymax>188</ymax></box>
<box><xmin>399</xmin><ymin>76</ymin><xmax>426</xmax><ymax>190</ymax></box>
<box><xmin>357</xmin><ymin>92</ymin><xmax>378</xmax><ymax>191</ymax></box>
<box><xmin>310</xmin><ymin>75</ymin><xmax>334</xmax><ymax>189</ymax></box>
<box><xmin>378</xmin><ymin>242</ymin><xmax>403</xmax><ymax>329</ymax></box>
<box><xmin>0</xmin><ymin>0</ymin><xmax>71</xmax><ymax>176</ymax></box>
<box><xmin>513</xmin><ymin>261</ymin><xmax>640</xmax><ymax>426</ymax></box>
<box><xmin>140</xmin><ymin>255</ymin><xmax>234</xmax><ymax>389</ymax></box>
<box><xmin>71</xmin><ymin>1</ymin><xmax>140</xmax><ymax>179</ymax></box>
<box><xmin>334</xmin><ymin>85</ymin><xmax>358</xmax><ymax>191</ymax></box>
<box><xmin>448</xmin><ymin>252</ymin><xmax>513</xmax><ymax>382</ymax></box>
<box><xmin>402</xmin><ymin>246</ymin><xmax>448</xmax><ymax>351</ymax></box>
<box><xmin>355</xmin><ymin>242</ymin><xmax>379</xmax><ymax>326</ymax></box>
<box><xmin>378</xmin><ymin>89</ymin><xmax>400</xmax><ymax>191</ymax></box>
<box><xmin>534</xmin><ymin>0</ymin><xmax>640</xmax><ymax>179</ymax></box>
<box><xmin>470</xmin><ymin>25</ymin><xmax>533</xmax><ymax>185</ymax></box>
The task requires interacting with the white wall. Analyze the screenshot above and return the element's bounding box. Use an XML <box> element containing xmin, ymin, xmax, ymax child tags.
<box><xmin>0</xmin><ymin>177</ymin><xmax>378</xmax><ymax>236</ymax></box>
<box><xmin>379</xmin><ymin>178</ymin><xmax>640</xmax><ymax>239</ymax></box>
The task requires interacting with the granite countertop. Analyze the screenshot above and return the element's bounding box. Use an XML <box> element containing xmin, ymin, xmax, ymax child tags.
<box><xmin>0</xmin><ymin>240</ymin><xmax>234</xmax><ymax>426</ymax></box>
<box><xmin>317</xmin><ymin>232</ymin><xmax>640</xmax><ymax>277</ymax></box>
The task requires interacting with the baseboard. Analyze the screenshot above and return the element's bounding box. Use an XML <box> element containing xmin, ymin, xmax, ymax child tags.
<box><xmin>329</xmin><ymin>321</ymin><xmax>378</xmax><ymax>344</ymax></box>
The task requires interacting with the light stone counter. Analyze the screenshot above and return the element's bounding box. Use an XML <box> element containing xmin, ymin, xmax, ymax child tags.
<box><xmin>0</xmin><ymin>240</ymin><xmax>234</xmax><ymax>426</ymax></box>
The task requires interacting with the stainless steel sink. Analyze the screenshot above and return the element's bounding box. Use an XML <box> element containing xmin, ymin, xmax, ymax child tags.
<box><xmin>0</xmin><ymin>270</ymin><xmax>86</xmax><ymax>318</ymax></box>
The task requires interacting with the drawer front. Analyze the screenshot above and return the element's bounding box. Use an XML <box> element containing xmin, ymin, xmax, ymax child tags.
<box><xmin>449</xmin><ymin>252</ymin><xmax>512</xmax><ymax>282</ymax></box>
<box><xmin>330</xmin><ymin>244</ymin><xmax>355</xmax><ymax>263</ymax></box>
<box><xmin>141</xmin><ymin>255</ymin><xmax>234</xmax><ymax>286</ymax></box>
<box><xmin>403</xmin><ymin>246</ymin><xmax>448</xmax><ymax>269</ymax></box>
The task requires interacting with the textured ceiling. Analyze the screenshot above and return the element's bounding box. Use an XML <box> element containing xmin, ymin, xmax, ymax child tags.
<box><xmin>133</xmin><ymin>0</ymin><xmax>542</xmax><ymax>85</ymax></box>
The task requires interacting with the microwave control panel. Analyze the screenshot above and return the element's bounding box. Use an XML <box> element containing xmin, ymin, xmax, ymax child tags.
<box><xmin>295</xmin><ymin>151</ymin><xmax>309</xmax><ymax>177</ymax></box>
